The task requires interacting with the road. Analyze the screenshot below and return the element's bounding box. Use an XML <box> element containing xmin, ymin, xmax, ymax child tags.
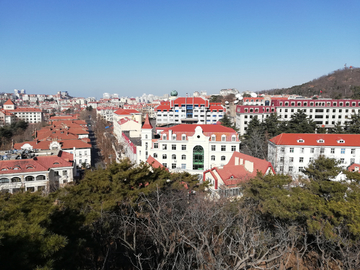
<box><xmin>86</xmin><ymin>117</ymin><xmax>106</xmax><ymax>169</ymax></box>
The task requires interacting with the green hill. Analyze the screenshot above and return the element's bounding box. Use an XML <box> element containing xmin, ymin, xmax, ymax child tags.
<box><xmin>258</xmin><ymin>67</ymin><xmax>360</xmax><ymax>99</ymax></box>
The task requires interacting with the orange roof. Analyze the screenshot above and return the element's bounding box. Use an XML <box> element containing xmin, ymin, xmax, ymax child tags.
<box><xmin>14</xmin><ymin>139</ymin><xmax>91</xmax><ymax>150</ymax></box>
<box><xmin>159</xmin><ymin>124</ymin><xmax>238</xmax><ymax>141</ymax></box>
<box><xmin>146</xmin><ymin>156</ymin><xmax>168</xmax><ymax>171</ymax></box>
<box><xmin>114</xmin><ymin>108</ymin><xmax>140</xmax><ymax>115</ymax></box>
<box><xmin>142</xmin><ymin>114</ymin><xmax>152</xmax><ymax>129</ymax></box>
<box><xmin>270</xmin><ymin>133</ymin><xmax>360</xmax><ymax>147</ymax></box>
<box><xmin>4</xmin><ymin>99</ymin><xmax>14</xmax><ymax>105</ymax></box>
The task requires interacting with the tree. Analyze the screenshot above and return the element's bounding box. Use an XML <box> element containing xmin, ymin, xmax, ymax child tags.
<box><xmin>345</xmin><ymin>112</ymin><xmax>360</xmax><ymax>133</ymax></box>
<box><xmin>219</xmin><ymin>114</ymin><xmax>237</xmax><ymax>131</ymax></box>
<box><xmin>283</xmin><ymin>110</ymin><xmax>316</xmax><ymax>133</ymax></box>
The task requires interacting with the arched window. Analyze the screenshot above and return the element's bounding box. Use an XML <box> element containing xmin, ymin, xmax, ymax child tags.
<box><xmin>145</xmin><ymin>135</ymin><xmax>148</xmax><ymax>139</ymax></box>
<box><xmin>0</xmin><ymin>178</ymin><xmax>9</xmax><ymax>183</ymax></box>
<box><xmin>172</xmin><ymin>134</ymin><xmax>176</xmax><ymax>140</ymax></box>
<box><xmin>182</xmin><ymin>134</ymin><xmax>186</xmax><ymax>140</ymax></box>
<box><xmin>211</xmin><ymin>135</ymin><xmax>216</xmax><ymax>141</ymax></box>
<box><xmin>193</xmin><ymin>145</ymin><xmax>204</xmax><ymax>170</ymax></box>
<box><xmin>11</xmin><ymin>177</ymin><xmax>21</xmax><ymax>183</ymax></box>
<box><xmin>182</xmin><ymin>155</ymin><xmax>186</xmax><ymax>160</ymax></box>
<box><xmin>162</xmin><ymin>134</ymin><xmax>167</xmax><ymax>140</ymax></box>
<box><xmin>36</xmin><ymin>175</ymin><xmax>46</xmax><ymax>180</ymax></box>
<box><xmin>231</xmin><ymin>135</ymin><xmax>236</xmax><ymax>142</ymax></box>
<box><xmin>25</xmin><ymin>176</ymin><xmax>34</xmax><ymax>181</ymax></box>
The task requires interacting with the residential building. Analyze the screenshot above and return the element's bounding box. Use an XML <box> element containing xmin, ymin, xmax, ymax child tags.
<box><xmin>268</xmin><ymin>133</ymin><xmax>360</xmax><ymax>178</ymax></box>
<box><xmin>0</xmin><ymin>151</ymin><xmax>75</xmax><ymax>194</ymax></box>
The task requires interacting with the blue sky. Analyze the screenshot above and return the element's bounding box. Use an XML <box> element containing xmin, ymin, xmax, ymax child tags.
<box><xmin>1</xmin><ymin>0</ymin><xmax>359</xmax><ymax>99</ymax></box>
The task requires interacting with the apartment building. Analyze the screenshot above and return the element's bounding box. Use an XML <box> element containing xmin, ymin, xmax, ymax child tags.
<box><xmin>268</xmin><ymin>133</ymin><xmax>360</xmax><ymax>178</ymax></box>
<box><xmin>236</xmin><ymin>98</ymin><xmax>360</xmax><ymax>135</ymax></box>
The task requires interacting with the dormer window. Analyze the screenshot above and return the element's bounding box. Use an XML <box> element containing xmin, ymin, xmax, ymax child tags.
<box><xmin>182</xmin><ymin>134</ymin><xmax>186</xmax><ymax>140</ymax></box>
<box><xmin>231</xmin><ymin>135</ymin><xmax>236</xmax><ymax>142</ymax></box>
<box><xmin>317</xmin><ymin>139</ymin><xmax>324</xmax><ymax>143</ymax></box>
<box><xmin>26</xmin><ymin>165</ymin><xmax>34</xmax><ymax>169</ymax></box>
<box><xmin>53</xmin><ymin>162</ymin><xmax>60</xmax><ymax>165</ymax></box>
<box><xmin>230</xmin><ymin>176</ymin><xmax>234</xmax><ymax>179</ymax></box>
<box><xmin>211</xmin><ymin>135</ymin><xmax>216</xmax><ymax>141</ymax></box>
<box><xmin>297</xmin><ymin>139</ymin><xmax>304</xmax><ymax>143</ymax></box>
<box><xmin>221</xmin><ymin>135</ymin><xmax>226</xmax><ymax>142</ymax></box>
<box><xmin>338</xmin><ymin>139</ymin><xmax>345</xmax><ymax>143</ymax></box>
<box><xmin>162</xmin><ymin>134</ymin><xmax>167</xmax><ymax>140</ymax></box>
<box><xmin>172</xmin><ymin>134</ymin><xmax>176</xmax><ymax>140</ymax></box>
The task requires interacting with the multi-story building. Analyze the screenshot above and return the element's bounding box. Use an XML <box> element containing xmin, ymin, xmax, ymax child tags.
<box><xmin>137</xmin><ymin>115</ymin><xmax>240</xmax><ymax>174</ymax></box>
<box><xmin>0</xmin><ymin>151</ymin><xmax>75</xmax><ymax>194</ymax></box>
<box><xmin>268</xmin><ymin>133</ymin><xmax>360</xmax><ymax>178</ymax></box>
<box><xmin>236</xmin><ymin>98</ymin><xmax>360</xmax><ymax>135</ymax></box>
<box><xmin>2</xmin><ymin>99</ymin><xmax>43</xmax><ymax>124</ymax></box>
<box><xmin>155</xmin><ymin>97</ymin><xmax>225</xmax><ymax>125</ymax></box>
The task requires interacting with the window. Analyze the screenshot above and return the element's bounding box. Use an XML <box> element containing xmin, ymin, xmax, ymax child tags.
<box><xmin>340</xmin><ymin>158</ymin><xmax>345</xmax><ymax>164</ymax></box>
<box><xmin>221</xmin><ymin>145</ymin><xmax>226</xmax><ymax>151</ymax></box>
<box><xmin>351</xmin><ymin>149</ymin><xmax>355</xmax><ymax>154</ymax></box>
<box><xmin>162</xmin><ymin>163</ymin><xmax>167</xmax><ymax>168</ymax></box>
<box><xmin>231</xmin><ymin>145</ymin><xmax>236</xmax><ymax>151</ymax></box>
<box><xmin>221</xmin><ymin>156</ymin><xmax>226</xmax><ymax>161</ymax></box>
<box><xmin>289</xmin><ymin>157</ymin><xmax>294</xmax><ymax>163</ymax></box>
<box><xmin>172</xmin><ymin>154</ymin><xmax>176</xmax><ymax>160</ymax></box>
<box><xmin>172</xmin><ymin>144</ymin><xmax>176</xmax><ymax>150</ymax></box>
<box><xmin>162</xmin><ymin>134</ymin><xmax>167</xmax><ymax>140</ymax></box>
<box><xmin>231</xmin><ymin>135</ymin><xmax>236</xmax><ymax>142</ymax></box>
<box><xmin>172</xmin><ymin>163</ymin><xmax>176</xmax><ymax>169</ymax></box>
<box><xmin>341</xmin><ymin>148</ymin><xmax>345</xmax><ymax>154</ymax></box>
<box><xmin>211</xmin><ymin>145</ymin><xmax>216</xmax><ymax>151</ymax></box>
<box><xmin>289</xmin><ymin>148</ymin><xmax>294</xmax><ymax>153</ymax></box>
<box><xmin>182</xmin><ymin>134</ymin><xmax>186</xmax><ymax>140</ymax></box>
<box><xmin>309</xmin><ymin>157</ymin><xmax>313</xmax><ymax>163</ymax></box>
<box><xmin>153</xmin><ymin>153</ymin><xmax>158</xmax><ymax>158</ymax></box>
<box><xmin>310</xmin><ymin>148</ymin><xmax>314</xmax><ymax>153</ymax></box>
<box><xmin>289</xmin><ymin>166</ymin><xmax>293</xmax><ymax>172</ymax></box>
<box><xmin>299</xmin><ymin>167</ymin><xmax>304</xmax><ymax>172</ymax></box>
<box><xmin>280</xmin><ymin>147</ymin><xmax>285</xmax><ymax>153</ymax></box>
<box><xmin>181</xmin><ymin>164</ymin><xmax>186</xmax><ymax>169</ymax></box>
<box><xmin>211</xmin><ymin>155</ymin><xmax>215</xmax><ymax>161</ymax></box>
<box><xmin>181</xmin><ymin>154</ymin><xmax>186</xmax><ymax>160</ymax></box>
<box><xmin>172</xmin><ymin>134</ymin><xmax>176</xmax><ymax>140</ymax></box>
<box><xmin>280</xmin><ymin>157</ymin><xmax>284</xmax><ymax>162</ymax></box>
<box><xmin>300</xmin><ymin>148</ymin><xmax>304</xmax><ymax>153</ymax></box>
<box><xmin>162</xmin><ymin>154</ymin><xmax>167</xmax><ymax>159</ymax></box>
<box><xmin>182</xmin><ymin>145</ymin><xmax>186</xmax><ymax>150</ymax></box>
<box><xmin>211</xmin><ymin>135</ymin><xmax>216</xmax><ymax>141</ymax></box>
<box><xmin>221</xmin><ymin>135</ymin><xmax>226</xmax><ymax>142</ymax></box>
<box><xmin>162</xmin><ymin>144</ymin><xmax>167</xmax><ymax>150</ymax></box>
<box><xmin>351</xmin><ymin>158</ymin><xmax>355</xmax><ymax>164</ymax></box>
<box><xmin>331</xmin><ymin>148</ymin><xmax>335</xmax><ymax>154</ymax></box>
<box><xmin>299</xmin><ymin>157</ymin><xmax>304</xmax><ymax>163</ymax></box>
<box><xmin>154</xmin><ymin>143</ymin><xmax>158</xmax><ymax>149</ymax></box>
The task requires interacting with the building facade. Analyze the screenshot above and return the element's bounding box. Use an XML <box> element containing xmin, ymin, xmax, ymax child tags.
<box><xmin>137</xmin><ymin>116</ymin><xmax>240</xmax><ymax>175</ymax></box>
<box><xmin>236</xmin><ymin>98</ymin><xmax>360</xmax><ymax>135</ymax></box>
<box><xmin>155</xmin><ymin>97</ymin><xmax>225</xmax><ymax>125</ymax></box>
<box><xmin>268</xmin><ymin>133</ymin><xmax>360</xmax><ymax>178</ymax></box>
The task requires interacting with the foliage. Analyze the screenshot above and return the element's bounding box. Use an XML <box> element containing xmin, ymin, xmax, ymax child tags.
<box><xmin>219</xmin><ymin>114</ymin><xmax>237</xmax><ymax>131</ymax></box>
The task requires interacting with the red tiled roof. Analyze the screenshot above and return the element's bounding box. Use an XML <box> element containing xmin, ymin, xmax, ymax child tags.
<box><xmin>114</xmin><ymin>108</ymin><xmax>140</xmax><ymax>115</ymax></box>
<box><xmin>14</xmin><ymin>139</ymin><xmax>91</xmax><ymax>150</ymax></box>
<box><xmin>146</xmin><ymin>156</ymin><xmax>168</xmax><ymax>170</ymax></box>
<box><xmin>159</xmin><ymin>124</ymin><xmax>238</xmax><ymax>141</ymax></box>
<box><xmin>270</xmin><ymin>133</ymin><xmax>360</xmax><ymax>147</ymax></box>
<box><xmin>142</xmin><ymin>114</ymin><xmax>152</xmax><ymax>129</ymax></box>
<box><xmin>4</xmin><ymin>99</ymin><xmax>14</xmax><ymax>105</ymax></box>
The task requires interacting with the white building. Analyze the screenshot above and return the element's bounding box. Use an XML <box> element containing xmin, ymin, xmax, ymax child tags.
<box><xmin>236</xmin><ymin>98</ymin><xmax>360</xmax><ymax>136</ymax></box>
<box><xmin>268</xmin><ymin>133</ymin><xmax>360</xmax><ymax>178</ymax></box>
<box><xmin>0</xmin><ymin>151</ymin><xmax>75</xmax><ymax>194</ymax></box>
<box><xmin>137</xmin><ymin>115</ymin><xmax>240</xmax><ymax>175</ymax></box>
<box><xmin>155</xmin><ymin>96</ymin><xmax>225</xmax><ymax>125</ymax></box>
<box><xmin>2</xmin><ymin>99</ymin><xmax>43</xmax><ymax>124</ymax></box>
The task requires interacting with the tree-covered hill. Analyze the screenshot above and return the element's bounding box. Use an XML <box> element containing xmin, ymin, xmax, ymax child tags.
<box><xmin>258</xmin><ymin>67</ymin><xmax>360</xmax><ymax>99</ymax></box>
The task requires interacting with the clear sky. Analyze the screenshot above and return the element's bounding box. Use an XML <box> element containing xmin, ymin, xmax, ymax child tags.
<box><xmin>1</xmin><ymin>0</ymin><xmax>359</xmax><ymax>99</ymax></box>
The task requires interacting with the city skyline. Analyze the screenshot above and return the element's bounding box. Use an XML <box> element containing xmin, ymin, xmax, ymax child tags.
<box><xmin>1</xmin><ymin>0</ymin><xmax>359</xmax><ymax>99</ymax></box>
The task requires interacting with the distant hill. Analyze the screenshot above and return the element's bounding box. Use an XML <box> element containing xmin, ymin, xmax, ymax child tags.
<box><xmin>258</xmin><ymin>67</ymin><xmax>360</xmax><ymax>99</ymax></box>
